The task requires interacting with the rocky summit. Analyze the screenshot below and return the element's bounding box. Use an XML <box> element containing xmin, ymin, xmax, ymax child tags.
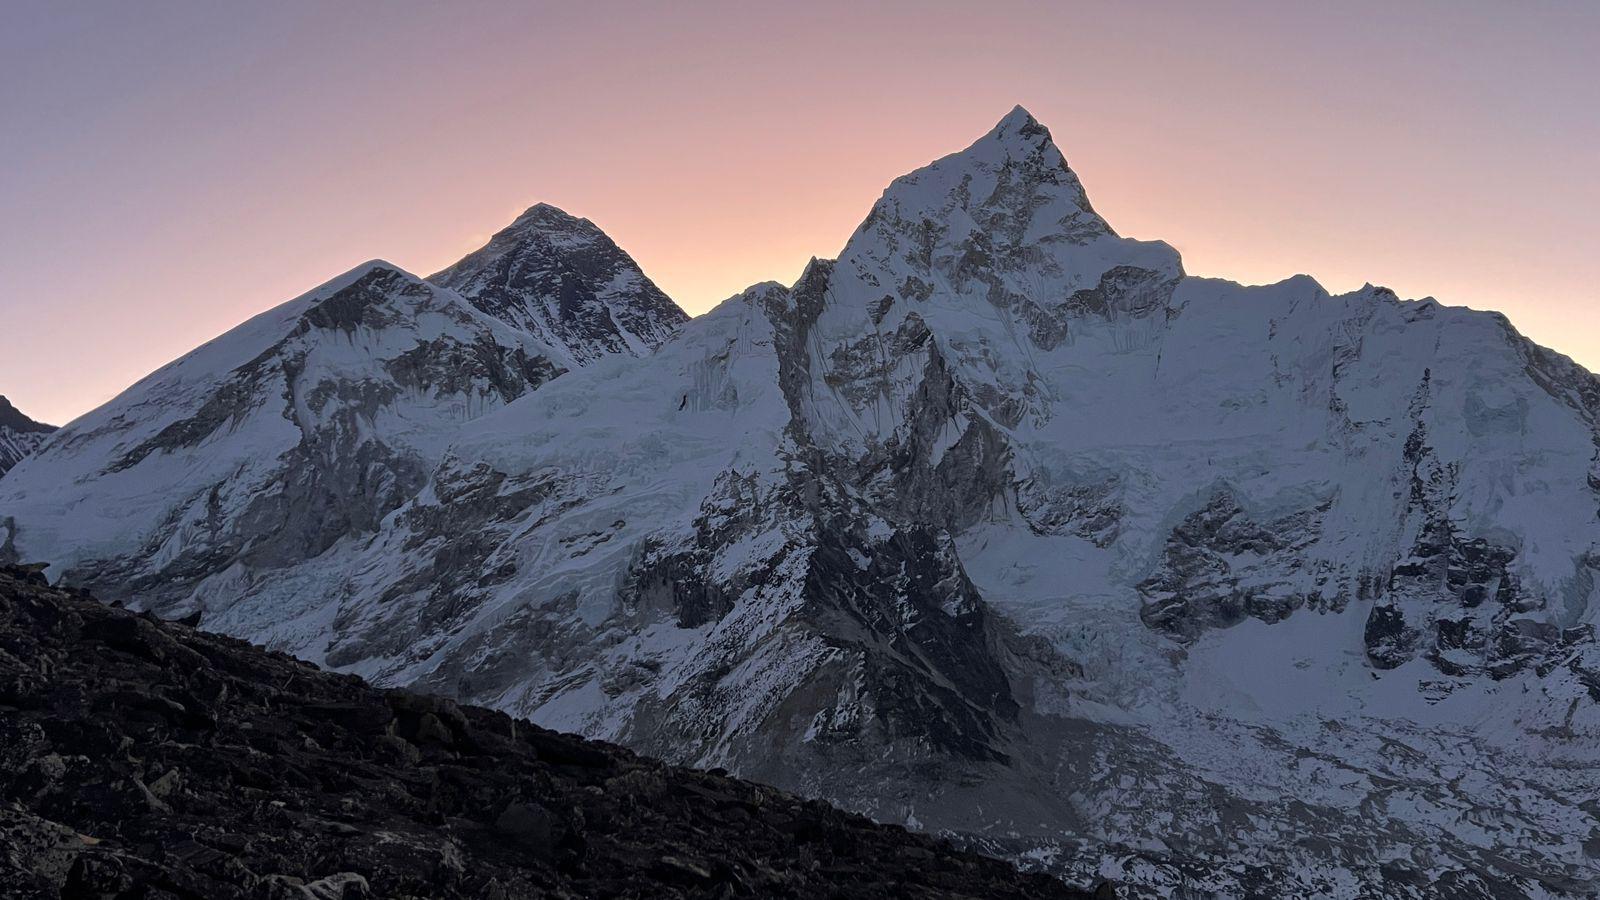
<box><xmin>430</xmin><ymin>203</ymin><xmax>688</xmax><ymax>364</ymax></box>
<box><xmin>0</xmin><ymin>565</ymin><xmax>1097</xmax><ymax>899</ymax></box>
<box><xmin>0</xmin><ymin>395</ymin><xmax>54</xmax><ymax>479</ymax></box>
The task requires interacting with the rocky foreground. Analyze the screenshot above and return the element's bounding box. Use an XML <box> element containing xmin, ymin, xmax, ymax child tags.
<box><xmin>0</xmin><ymin>566</ymin><xmax>1099</xmax><ymax>899</ymax></box>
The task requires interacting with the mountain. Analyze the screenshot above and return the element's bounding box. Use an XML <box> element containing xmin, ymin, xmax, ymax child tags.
<box><xmin>0</xmin><ymin>564</ymin><xmax>1097</xmax><ymax>900</ymax></box>
<box><xmin>0</xmin><ymin>208</ymin><xmax>688</xmax><ymax>617</ymax></box>
<box><xmin>0</xmin><ymin>396</ymin><xmax>55</xmax><ymax>478</ymax></box>
<box><xmin>5</xmin><ymin>108</ymin><xmax>1599</xmax><ymax>896</ymax></box>
<box><xmin>0</xmin><ymin>262</ymin><xmax>559</xmax><ymax>613</ymax></box>
<box><xmin>431</xmin><ymin>203</ymin><xmax>688</xmax><ymax>363</ymax></box>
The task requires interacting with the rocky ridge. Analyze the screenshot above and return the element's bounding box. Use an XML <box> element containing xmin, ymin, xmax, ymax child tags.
<box><xmin>0</xmin><ymin>565</ymin><xmax>1097</xmax><ymax>899</ymax></box>
<box><xmin>0</xmin><ymin>395</ymin><xmax>55</xmax><ymax>478</ymax></box>
<box><xmin>430</xmin><ymin>203</ymin><xmax>688</xmax><ymax>363</ymax></box>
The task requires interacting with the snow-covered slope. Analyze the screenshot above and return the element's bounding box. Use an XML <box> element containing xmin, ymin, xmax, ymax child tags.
<box><xmin>0</xmin><ymin>262</ymin><xmax>563</xmax><ymax>610</ymax></box>
<box><xmin>430</xmin><ymin>203</ymin><xmax>688</xmax><ymax>362</ymax></box>
<box><xmin>0</xmin><ymin>209</ymin><xmax>689</xmax><ymax>614</ymax></box>
<box><xmin>0</xmin><ymin>396</ymin><xmax>55</xmax><ymax>478</ymax></box>
<box><xmin>5</xmin><ymin>108</ymin><xmax>1598</xmax><ymax>896</ymax></box>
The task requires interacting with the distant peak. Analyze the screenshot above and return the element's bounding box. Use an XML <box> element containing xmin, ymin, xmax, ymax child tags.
<box><xmin>306</xmin><ymin>260</ymin><xmax>423</xmax><ymax>303</ymax></box>
<box><xmin>0</xmin><ymin>395</ymin><xmax>55</xmax><ymax>433</ymax></box>
<box><xmin>342</xmin><ymin>259</ymin><xmax>419</xmax><ymax>284</ymax></box>
<box><xmin>858</xmin><ymin>105</ymin><xmax>1107</xmax><ymax>239</ymax></box>
<box><xmin>908</xmin><ymin>105</ymin><xmax>1064</xmax><ymax>181</ymax></box>
<box><xmin>427</xmin><ymin>199</ymin><xmax>689</xmax><ymax>356</ymax></box>
<box><xmin>509</xmin><ymin>202</ymin><xmax>589</xmax><ymax>230</ymax></box>
<box><xmin>984</xmin><ymin>104</ymin><xmax>1052</xmax><ymax>149</ymax></box>
<box><xmin>518</xmin><ymin>201</ymin><xmax>569</xmax><ymax>218</ymax></box>
<box><xmin>997</xmin><ymin>104</ymin><xmax>1039</xmax><ymax>130</ymax></box>
<box><xmin>428</xmin><ymin>206</ymin><xmax>615</xmax><ymax>286</ymax></box>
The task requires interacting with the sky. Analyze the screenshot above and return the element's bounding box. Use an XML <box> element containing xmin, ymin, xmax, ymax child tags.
<box><xmin>1</xmin><ymin>0</ymin><xmax>1596</xmax><ymax>426</ymax></box>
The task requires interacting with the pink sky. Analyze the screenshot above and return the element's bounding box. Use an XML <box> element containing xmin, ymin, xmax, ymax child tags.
<box><xmin>2</xmin><ymin>0</ymin><xmax>1596</xmax><ymax>425</ymax></box>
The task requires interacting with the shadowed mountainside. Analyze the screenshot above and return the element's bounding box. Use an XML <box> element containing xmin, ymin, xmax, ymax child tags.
<box><xmin>0</xmin><ymin>395</ymin><xmax>55</xmax><ymax>478</ymax></box>
<box><xmin>0</xmin><ymin>565</ymin><xmax>1102</xmax><ymax>900</ymax></box>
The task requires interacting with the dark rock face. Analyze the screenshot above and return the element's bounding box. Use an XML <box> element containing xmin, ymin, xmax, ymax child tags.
<box><xmin>799</xmin><ymin>523</ymin><xmax>1020</xmax><ymax>765</ymax></box>
<box><xmin>1361</xmin><ymin>375</ymin><xmax>1590</xmax><ymax>678</ymax></box>
<box><xmin>1058</xmin><ymin>265</ymin><xmax>1180</xmax><ymax>322</ymax></box>
<box><xmin>1136</xmin><ymin>363</ymin><xmax>1599</xmax><ymax>686</ymax></box>
<box><xmin>430</xmin><ymin>204</ymin><xmax>689</xmax><ymax>364</ymax></box>
<box><xmin>614</xmin><ymin>455</ymin><xmax>1024</xmax><ymax>770</ymax></box>
<box><xmin>0</xmin><ymin>565</ymin><xmax>1096</xmax><ymax>900</ymax></box>
<box><xmin>1137</xmin><ymin>490</ymin><xmax>1328</xmax><ymax>640</ymax></box>
<box><xmin>0</xmin><ymin>396</ymin><xmax>55</xmax><ymax>435</ymax></box>
<box><xmin>0</xmin><ymin>395</ymin><xmax>56</xmax><ymax>478</ymax></box>
<box><xmin>732</xmin><ymin>262</ymin><xmax>1025</xmax><ymax>768</ymax></box>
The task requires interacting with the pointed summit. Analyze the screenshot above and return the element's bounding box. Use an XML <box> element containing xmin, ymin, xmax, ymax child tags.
<box><xmin>837</xmin><ymin>107</ymin><xmax>1182</xmax><ymax>317</ymax></box>
<box><xmin>504</xmin><ymin>202</ymin><xmax>587</xmax><ymax>232</ymax></box>
<box><xmin>986</xmin><ymin>104</ymin><xmax>1051</xmax><ymax>147</ymax></box>
<box><xmin>958</xmin><ymin>104</ymin><xmax>1062</xmax><ymax>172</ymax></box>
<box><xmin>848</xmin><ymin>105</ymin><xmax>1116</xmax><ymax>247</ymax></box>
<box><xmin>430</xmin><ymin>205</ymin><xmax>688</xmax><ymax>364</ymax></box>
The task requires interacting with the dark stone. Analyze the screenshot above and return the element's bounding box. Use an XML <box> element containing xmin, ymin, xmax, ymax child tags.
<box><xmin>0</xmin><ymin>564</ymin><xmax>1091</xmax><ymax>899</ymax></box>
<box><xmin>493</xmin><ymin>801</ymin><xmax>554</xmax><ymax>849</ymax></box>
<box><xmin>1138</xmin><ymin>491</ymin><xmax>1325</xmax><ymax>640</ymax></box>
<box><xmin>1364</xmin><ymin>604</ymin><xmax>1415</xmax><ymax>670</ymax></box>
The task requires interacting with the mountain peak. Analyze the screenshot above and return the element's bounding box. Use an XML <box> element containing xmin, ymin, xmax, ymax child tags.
<box><xmin>0</xmin><ymin>395</ymin><xmax>54</xmax><ymax>434</ymax></box>
<box><xmin>429</xmin><ymin>205</ymin><xmax>688</xmax><ymax>364</ymax></box>
<box><xmin>859</xmin><ymin>106</ymin><xmax>1102</xmax><ymax>235</ymax></box>
<box><xmin>357</xmin><ymin>259</ymin><xmax>417</xmax><ymax>280</ymax></box>
<box><xmin>316</xmin><ymin>259</ymin><xmax>421</xmax><ymax>296</ymax></box>
<box><xmin>431</xmin><ymin>206</ymin><xmax>608</xmax><ymax>281</ymax></box>
<box><xmin>508</xmin><ymin>202</ymin><xmax>587</xmax><ymax>230</ymax></box>
<box><xmin>840</xmin><ymin>107</ymin><xmax>1179</xmax><ymax>314</ymax></box>
<box><xmin>988</xmin><ymin>104</ymin><xmax>1050</xmax><ymax>146</ymax></box>
<box><xmin>357</xmin><ymin>257</ymin><xmax>407</xmax><ymax>274</ymax></box>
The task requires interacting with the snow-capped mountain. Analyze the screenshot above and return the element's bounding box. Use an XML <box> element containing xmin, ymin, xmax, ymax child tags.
<box><xmin>0</xmin><ymin>396</ymin><xmax>55</xmax><ymax>478</ymax></box>
<box><xmin>0</xmin><ymin>209</ymin><xmax>688</xmax><ymax>616</ymax></box>
<box><xmin>4</xmin><ymin>108</ymin><xmax>1597</xmax><ymax>896</ymax></box>
<box><xmin>0</xmin><ymin>263</ymin><xmax>561</xmax><ymax>611</ymax></box>
<box><xmin>431</xmin><ymin>203</ymin><xmax>688</xmax><ymax>362</ymax></box>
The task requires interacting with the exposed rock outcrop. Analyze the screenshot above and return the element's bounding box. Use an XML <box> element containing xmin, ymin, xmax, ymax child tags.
<box><xmin>0</xmin><ymin>395</ymin><xmax>54</xmax><ymax>478</ymax></box>
<box><xmin>430</xmin><ymin>203</ymin><xmax>688</xmax><ymax>362</ymax></box>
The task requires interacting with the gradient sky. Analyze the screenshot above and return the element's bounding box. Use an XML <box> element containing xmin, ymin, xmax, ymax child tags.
<box><xmin>2</xmin><ymin>0</ymin><xmax>1596</xmax><ymax>426</ymax></box>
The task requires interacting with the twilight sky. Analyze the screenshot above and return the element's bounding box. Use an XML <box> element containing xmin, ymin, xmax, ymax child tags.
<box><xmin>1</xmin><ymin>0</ymin><xmax>1596</xmax><ymax>426</ymax></box>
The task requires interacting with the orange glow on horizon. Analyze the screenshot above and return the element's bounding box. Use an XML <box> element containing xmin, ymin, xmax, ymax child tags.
<box><xmin>2</xmin><ymin>1</ymin><xmax>1595</xmax><ymax>426</ymax></box>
